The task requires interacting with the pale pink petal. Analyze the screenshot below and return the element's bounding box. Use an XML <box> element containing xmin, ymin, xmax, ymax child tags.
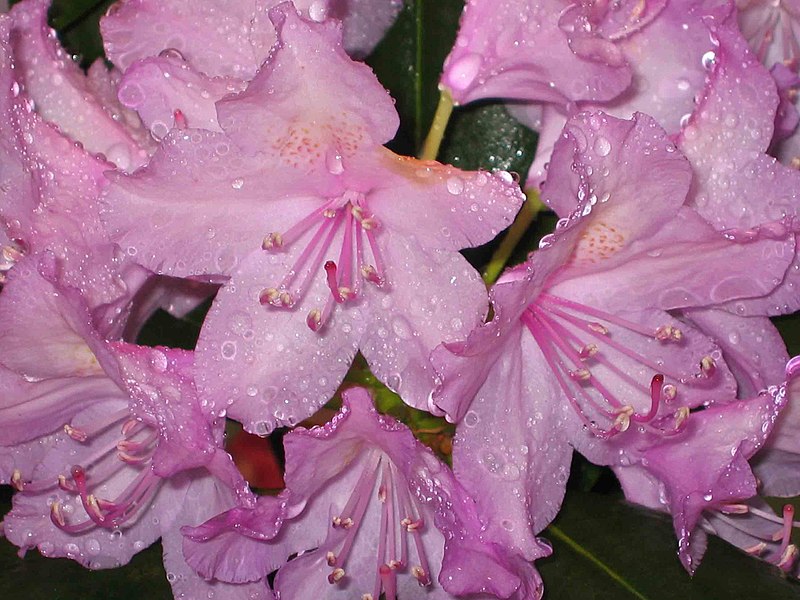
<box><xmin>541</xmin><ymin>110</ymin><xmax>690</xmax><ymax>224</ymax></box>
<box><xmin>678</xmin><ymin>20</ymin><xmax>800</xmax><ymax>230</ymax></box>
<box><xmin>194</xmin><ymin>251</ymin><xmax>363</xmax><ymax>434</ymax></box>
<box><xmin>440</xmin><ymin>0</ymin><xmax>631</xmax><ymax>106</ymax></box>
<box><xmin>101</xmin><ymin>0</ymin><xmax>273</xmax><ymax>79</ymax></box>
<box><xmin>451</xmin><ymin>330</ymin><xmax>571</xmax><ymax>559</ymax></box>
<box><xmin>0</xmin><ymin>258</ymin><xmax>116</xmax><ymax>380</ymax></box>
<box><xmin>367</xmin><ymin>149</ymin><xmax>524</xmax><ymax>251</ymax></box>
<box><xmin>103</xmin><ymin>129</ymin><xmax>330</xmax><ymax>278</ymax></box>
<box><xmin>359</xmin><ymin>236</ymin><xmax>487</xmax><ymax>411</ymax></box>
<box><xmin>215</xmin><ymin>5</ymin><xmax>398</xmax><ymax>162</ymax></box>
<box><xmin>167</xmin><ymin>477</ymin><xmax>277</xmax><ymax>596</ymax></box>
<box><xmin>117</xmin><ymin>55</ymin><xmax>246</xmax><ymax>139</ymax></box>
<box><xmin>552</xmin><ymin>207</ymin><xmax>794</xmax><ymax>312</ymax></box>
<box><xmin>0</xmin><ymin>370</ymin><xmax>123</xmax><ymax>446</ymax></box>
<box><xmin>10</xmin><ymin>0</ymin><xmax>150</xmax><ymax>171</ymax></box>
<box><xmin>642</xmin><ymin>388</ymin><xmax>787</xmax><ymax>573</ymax></box>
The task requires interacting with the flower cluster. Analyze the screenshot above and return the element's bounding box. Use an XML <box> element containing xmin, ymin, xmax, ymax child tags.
<box><xmin>1</xmin><ymin>0</ymin><xmax>800</xmax><ymax>598</ymax></box>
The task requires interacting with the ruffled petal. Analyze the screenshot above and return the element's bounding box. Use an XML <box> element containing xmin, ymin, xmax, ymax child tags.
<box><xmin>678</xmin><ymin>20</ymin><xmax>800</xmax><ymax>230</ymax></box>
<box><xmin>683</xmin><ymin>309</ymin><xmax>788</xmax><ymax>396</ymax></box>
<box><xmin>101</xmin><ymin>0</ymin><xmax>274</xmax><ymax>79</ymax></box>
<box><xmin>215</xmin><ymin>5</ymin><xmax>398</xmax><ymax>161</ymax></box>
<box><xmin>451</xmin><ymin>328</ymin><xmax>571</xmax><ymax>560</ymax></box>
<box><xmin>440</xmin><ymin>0</ymin><xmax>631</xmax><ymax>106</ymax></box>
<box><xmin>642</xmin><ymin>386</ymin><xmax>788</xmax><ymax>573</ymax></box>
<box><xmin>11</xmin><ymin>0</ymin><xmax>150</xmax><ymax>170</ymax></box>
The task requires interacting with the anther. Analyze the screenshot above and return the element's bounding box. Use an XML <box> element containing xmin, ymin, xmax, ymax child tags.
<box><xmin>778</xmin><ymin>544</ymin><xmax>799</xmax><ymax>571</ymax></box>
<box><xmin>700</xmin><ymin>356</ymin><xmax>716</xmax><ymax>377</ymax></box>
<box><xmin>662</xmin><ymin>384</ymin><xmax>677</xmax><ymax>402</ymax></box>
<box><xmin>261</xmin><ymin>233</ymin><xmax>283</xmax><ymax>250</ymax></box>
<box><xmin>360</xmin><ymin>264</ymin><xmax>384</xmax><ymax>286</ymax></box>
<box><xmin>10</xmin><ymin>469</ymin><xmax>23</xmax><ymax>491</ymax></box>
<box><xmin>674</xmin><ymin>406</ymin><xmax>690</xmax><ymax>429</ymax></box>
<box><xmin>58</xmin><ymin>474</ymin><xmax>75</xmax><ymax>492</ymax></box>
<box><xmin>307</xmin><ymin>309</ymin><xmax>323</xmax><ymax>331</ymax></box>
<box><xmin>50</xmin><ymin>501</ymin><xmax>66</xmax><ymax>527</ymax></box>
<box><xmin>323</xmin><ymin>208</ymin><xmax>337</xmax><ymax>219</ymax></box>
<box><xmin>378</xmin><ymin>486</ymin><xmax>387</xmax><ymax>503</ymax></box>
<box><xmin>173</xmin><ymin>109</ymin><xmax>188</xmax><ymax>129</ymax></box>
<box><xmin>326</xmin><ymin>551</ymin><xmax>337</xmax><ymax>566</ymax></box>
<box><xmin>279</xmin><ymin>292</ymin><xmax>294</xmax><ymax>307</ymax></box>
<box><xmin>259</xmin><ymin>288</ymin><xmax>280</xmax><ymax>306</ymax></box>
<box><xmin>655</xmin><ymin>325</ymin><xmax>683</xmax><ymax>342</ymax></box>
<box><xmin>613</xmin><ymin>406</ymin><xmax>634</xmax><ymax>432</ymax></box>
<box><xmin>411</xmin><ymin>565</ymin><xmax>431</xmax><ymax>586</ymax></box>
<box><xmin>362</xmin><ymin>595</ymin><xmax>374</xmax><ymax>600</ymax></box>
<box><xmin>579</xmin><ymin>343</ymin><xmax>599</xmax><ymax>359</ymax></box>
<box><xmin>745</xmin><ymin>541</ymin><xmax>767</xmax><ymax>555</ymax></box>
<box><xmin>569</xmin><ymin>368</ymin><xmax>591</xmax><ymax>381</ymax></box>
<box><xmin>584</xmin><ymin>322</ymin><xmax>607</xmax><ymax>335</ymax></box>
<box><xmin>64</xmin><ymin>424</ymin><xmax>88</xmax><ymax>443</ymax></box>
<box><xmin>327</xmin><ymin>567</ymin><xmax>346</xmax><ymax>584</ymax></box>
<box><xmin>718</xmin><ymin>503</ymin><xmax>749</xmax><ymax>515</ymax></box>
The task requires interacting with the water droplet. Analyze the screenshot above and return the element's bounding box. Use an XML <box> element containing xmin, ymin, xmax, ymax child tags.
<box><xmin>593</xmin><ymin>136</ymin><xmax>611</xmax><ymax>157</ymax></box>
<box><xmin>220</xmin><ymin>341</ymin><xmax>237</xmax><ymax>359</ymax></box>
<box><xmin>231</xmin><ymin>178</ymin><xmax>244</xmax><ymax>190</ymax></box>
<box><xmin>446</xmin><ymin>176</ymin><xmax>464</xmax><ymax>195</ymax></box>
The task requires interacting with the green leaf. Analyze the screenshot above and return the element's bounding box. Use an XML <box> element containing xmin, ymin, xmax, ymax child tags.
<box><xmin>48</xmin><ymin>0</ymin><xmax>115</xmax><ymax>68</ymax></box>
<box><xmin>540</xmin><ymin>492</ymin><xmax>800</xmax><ymax>599</ymax></box>
<box><xmin>367</xmin><ymin>0</ymin><xmax>464</xmax><ymax>155</ymax></box>
<box><xmin>439</xmin><ymin>102</ymin><xmax>538</xmax><ymax>176</ymax></box>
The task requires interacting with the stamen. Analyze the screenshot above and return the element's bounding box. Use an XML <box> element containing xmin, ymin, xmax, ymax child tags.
<box><xmin>262</xmin><ymin>232</ymin><xmax>283</xmax><ymax>250</ymax></box>
<box><xmin>64</xmin><ymin>424</ymin><xmax>88</xmax><ymax>442</ymax></box>
<box><xmin>10</xmin><ymin>469</ymin><xmax>23</xmax><ymax>491</ymax></box>
<box><xmin>327</xmin><ymin>567</ymin><xmax>345</xmax><ymax>584</ymax></box>
<box><xmin>700</xmin><ymin>356</ymin><xmax>716</xmax><ymax>377</ymax></box>
<box><xmin>655</xmin><ymin>325</ymin><xmax>683</xmax><ymax>342</ymax></box>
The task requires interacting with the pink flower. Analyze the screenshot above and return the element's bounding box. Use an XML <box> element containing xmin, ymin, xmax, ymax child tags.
<box><xmin>0</xmin><ymin>257</ymin><xmax>264</xmax><ymax>598</ymax></box>
<box><xmin>182</xmin><ymin>386</ymin><xmax>545</xmax><ymax>600</ymax></box>
<box><xmin>431</xmin><ymin>111</ymin><xmax>794</xmax><ymax>564</ymax></box>
<box><xmin>103</xmin><ymin>6</ymin><xmax>524</xmax><ymax>434</ymax></box>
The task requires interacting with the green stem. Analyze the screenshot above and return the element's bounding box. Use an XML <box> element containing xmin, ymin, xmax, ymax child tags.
<box><xmin>419</xmin><ymin>89</ymin><xmax>454</xmax><ymax>161</ymax></box>
<box><xmin>482</xmin><ymin>188</ymin><xmax>543</xmax><ymax>285</ymax></box>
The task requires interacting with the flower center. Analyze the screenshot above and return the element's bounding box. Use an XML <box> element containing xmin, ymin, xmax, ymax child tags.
<box><xmin>521</xmin><ymin>293</ymin><xmax>719</xmax><ymax>439</ymax></box>
<box><xmin>324</xmin><ymin>452</ymin><xmax>433</xmax><ymax>600</ymax></box>
<box><xmin>12</xmin><ymin>407</ymin><xmax>162</xmax><ymax>533</ymax></box>
<box><xmin>258</xmin><ymin>191</ymin><xmax>386</xmax><ymax>332</ymax></box>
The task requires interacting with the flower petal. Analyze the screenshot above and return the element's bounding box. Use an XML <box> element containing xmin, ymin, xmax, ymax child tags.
<box><xmin>117</xmin><ymin>55</ymin><xmax>246</xmax><ymax>139</ymax></box>
<box><xmin>440</xmin><ymin>0</ymin><xmax>631</xmax><ymax>106</ymax></box>
<box><xmin>360</xmin><ymin>236</ymin><xmax>487</xmax><ymax>411</ymax></box>
<box><xmin>194</xmin><ymin>251</ymin><xmax>363</xmax><ymax>433</ymax></box>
